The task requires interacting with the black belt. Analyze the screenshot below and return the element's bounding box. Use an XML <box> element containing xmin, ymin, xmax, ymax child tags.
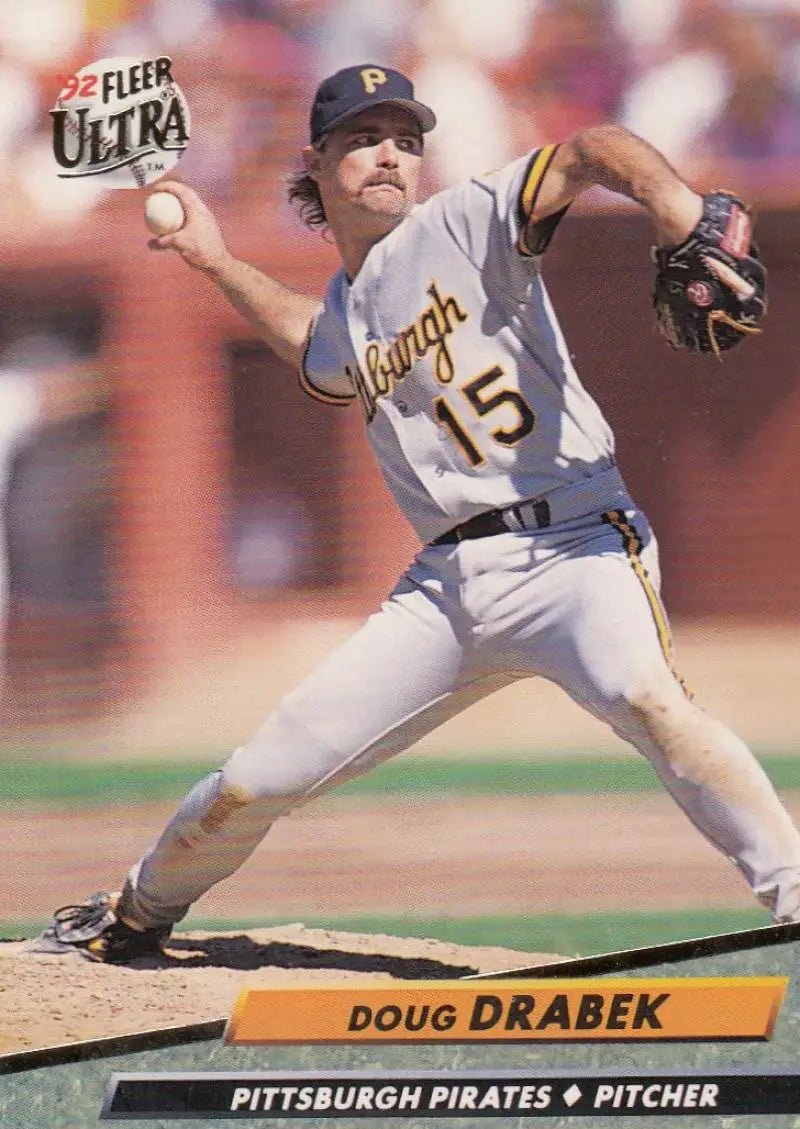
<box><xmin>431</xmin><ymin>498</ymin><xmax>551</xmax><ymax>546</ymax></box>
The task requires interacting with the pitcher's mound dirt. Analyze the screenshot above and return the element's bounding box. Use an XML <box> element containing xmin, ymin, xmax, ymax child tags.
<box><xmin>0</xmin><ymin>924</ymin><xmax>565</xmax><ymax>1055</ymax></box>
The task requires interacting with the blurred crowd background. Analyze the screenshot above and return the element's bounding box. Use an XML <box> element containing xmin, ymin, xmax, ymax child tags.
<box><xmin>1</xmin><ymin>0</ymin><xmax>800</xmax><ymax>742</ymax></box>
<box><xmin>3</xmin><ymin>0</ymin><xmax>800</xmax><ymax>215</ymax></box>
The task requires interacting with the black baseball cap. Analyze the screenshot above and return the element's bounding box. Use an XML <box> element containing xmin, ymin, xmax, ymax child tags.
<box><xmin>310</xmin><ymin>64</ymin><xmax>436</xmax><ymax>145</ymax></box>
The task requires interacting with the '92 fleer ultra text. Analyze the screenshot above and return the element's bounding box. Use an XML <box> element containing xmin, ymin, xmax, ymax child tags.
<box><xmin>50</xmin><ymin>56</ymin><xmax>190</xmax><ymax>188</ymax></box>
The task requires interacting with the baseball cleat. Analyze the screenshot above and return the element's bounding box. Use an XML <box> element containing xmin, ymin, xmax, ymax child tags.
<box><xmin>31</xmin><ymin>891</ymin><xmax>170</xmax><ymax>964</ymax></box>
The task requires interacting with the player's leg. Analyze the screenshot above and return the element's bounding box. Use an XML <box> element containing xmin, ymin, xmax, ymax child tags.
<box><xmin>117</xmin><ymin>570</ymin><xmax>507</xmax><ymax>930</ymax></box>
<box><xmin>507</xmin><ymin>510</ymin><xmax>800</xmax><ymax>922</ymax></box>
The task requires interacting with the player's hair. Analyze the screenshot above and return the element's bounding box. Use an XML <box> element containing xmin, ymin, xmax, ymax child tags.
<box><xmin>287</xmin><ymin>170</ymin><xmax>327</xmax><ymax>229</ymax></box>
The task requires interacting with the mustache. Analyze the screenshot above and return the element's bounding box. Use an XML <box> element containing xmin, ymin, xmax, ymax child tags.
<box><xmin>363</xmin><ymin>171</ymin><xmax>405</xmax><ymax>190</ymax></box>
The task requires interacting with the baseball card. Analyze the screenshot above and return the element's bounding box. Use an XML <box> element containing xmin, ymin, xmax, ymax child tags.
<box><xmin>1</xmin><ymin>3</ymin><xmax>799</xmax><ymax>1126</ymax></box>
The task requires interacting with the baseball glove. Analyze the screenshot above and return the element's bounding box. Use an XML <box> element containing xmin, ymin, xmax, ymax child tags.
<box><xmin>652</xmin><ymin>190</ymin><xmax>767</xmax><ymax>357</ymax></box>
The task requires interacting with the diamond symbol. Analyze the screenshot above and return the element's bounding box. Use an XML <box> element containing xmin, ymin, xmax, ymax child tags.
<box><xmin>563</xmin><ymin>1085</ymin><xmax>582</xmax><ymax>1107</ymax></box>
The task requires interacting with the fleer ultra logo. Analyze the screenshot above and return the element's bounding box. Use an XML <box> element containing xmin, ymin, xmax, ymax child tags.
<box><xmin>50</xmin><ymin>56</ymin><xmax>190</xmax><ymax>188</ymax></box>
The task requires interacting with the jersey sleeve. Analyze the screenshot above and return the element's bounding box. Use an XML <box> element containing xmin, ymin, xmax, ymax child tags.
<box><xmin>440</xmin><ymin>147</ymin><xmax>571</xmax><ymax>281</ymax></box>
<box><xmin>299</xmin><ymin>279</ymin><xmax>356</xmax><ymax>407</ymax></box>
<box><xmin>514</xmin><ymin>144</ymin><xmax>571</xmax><ymax>257</ymax></box>
<box><xmin>487</xmin><ymin>145</ymin><xmax>572</xmax><ymax>259</ymax></box>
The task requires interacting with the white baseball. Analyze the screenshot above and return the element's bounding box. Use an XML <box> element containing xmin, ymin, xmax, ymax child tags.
<box><xmin>144</xmin><ymin>191</ymin><xmax>185</xmax><ymax>235</ymax></box>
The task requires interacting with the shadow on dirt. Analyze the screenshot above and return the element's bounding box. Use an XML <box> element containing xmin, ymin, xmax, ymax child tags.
<box><xmin>164</xmin><ymin>935</ymin><xmax>478</xmax><ymax>979</ymax></box>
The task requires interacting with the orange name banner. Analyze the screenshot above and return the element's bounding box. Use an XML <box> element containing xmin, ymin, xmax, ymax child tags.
<box><xmin>225</xmin><ymin>977</ymin><xmax>786</xmax><ymax>1045</ymax></box>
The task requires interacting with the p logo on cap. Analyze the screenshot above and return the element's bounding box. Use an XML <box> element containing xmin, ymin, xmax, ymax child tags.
<box><xmin>308</xmin><ymin>63</ymin><xmax>436</xmax><ymax>144</ymax></box>
<box><xmin>361</xmin><ymin>67</ymin><xmax>387</xmax><ymax>95</ymax></box>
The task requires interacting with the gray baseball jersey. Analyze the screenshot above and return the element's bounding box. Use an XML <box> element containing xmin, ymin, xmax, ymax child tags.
<box><xmin>111</xmin><ymin>146</ymin><xmax>800</xmax><ymax>935</ymax></box>
<box><xmin>302</xmin><ymin>145</ymin><xmax>618</xmax><ymax>544</ymax></box>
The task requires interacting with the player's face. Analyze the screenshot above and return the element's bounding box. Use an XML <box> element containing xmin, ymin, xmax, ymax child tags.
<box><xmin>308</xmin><ymin>106</ymin><xmax>424</xmax><ymax>234</ymax></box>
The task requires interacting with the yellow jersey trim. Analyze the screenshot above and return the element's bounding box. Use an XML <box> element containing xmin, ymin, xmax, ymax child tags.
<box><xmin>517</xmin><ymin>144</ymin><xmax>560</xmax><ymax>256</ymax></box>
<box><xmin>299</xmin><ymin>333</ymin><xmax>356</xmax><ymax>406</ymax></box>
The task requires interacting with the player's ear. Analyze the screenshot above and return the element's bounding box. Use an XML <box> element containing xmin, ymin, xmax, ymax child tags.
<box><xmin>302</xmin><ymin>144</ymin><xmax>323</xmax><ymax>181</ymax></box>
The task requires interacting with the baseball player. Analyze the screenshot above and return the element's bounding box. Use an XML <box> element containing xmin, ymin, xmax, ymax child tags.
<box><xmin>37</xmin><ymin>64</ymin><xmax>799</xmax><ymax>962</ymax></box>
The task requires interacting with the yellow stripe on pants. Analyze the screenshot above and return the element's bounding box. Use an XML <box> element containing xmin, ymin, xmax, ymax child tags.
<box><xmin>603</xmin><ymin>510</ymin><xmax>691</xmax><ymax>699</ymax></box>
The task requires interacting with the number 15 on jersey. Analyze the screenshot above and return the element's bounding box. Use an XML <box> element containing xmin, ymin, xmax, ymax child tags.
<box><xmin>434</xmin><ymin>364</ymin><xmax>536</xmax><ymax>467</ymax></box>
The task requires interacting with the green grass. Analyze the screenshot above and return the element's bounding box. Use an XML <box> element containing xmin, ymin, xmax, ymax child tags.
<box><xmin>180</xmin><ymin>909</ymin><xmax>769</xmax><ymax>958</ymax></box>
<box><xmin>3</xmin><ymin>909</ymin><xmax>768</xmax><ymax>957</ymax></box>
<box><xmin>2</xmin><ymin>751</ymin><xmax>800</xmax><ymax>806</ymax></box>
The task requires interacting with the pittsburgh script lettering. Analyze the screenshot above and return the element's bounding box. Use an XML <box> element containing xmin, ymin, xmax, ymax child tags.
<box><xmin>350</xmin><ymin>281</ymin><xmax>467</xmax><ymax>420</ymax></box>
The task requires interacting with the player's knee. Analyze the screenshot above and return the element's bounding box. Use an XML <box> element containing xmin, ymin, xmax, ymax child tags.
<box><xmin>221</xmin><ymin>704</ymin><xmax>343</xmax><ymax>805</ymax></box>
<box><xmin>222</xmin><ymin>746</ymin><xmax>308</xmax><ymax>809</ymax></box>
<box><xmin>603</xmin><ymin>673</ymin><xmax>692</xmax><ymax>742</ymax></box>
<box><xmin>628</xmin><ymin>681</ymin><xmax>691</xmax><ymax>727</ymax></box>
<box><xmin>614</xmin><ymin>678</ymin><xmax>721</xmax><ymax>778</ymax></box>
